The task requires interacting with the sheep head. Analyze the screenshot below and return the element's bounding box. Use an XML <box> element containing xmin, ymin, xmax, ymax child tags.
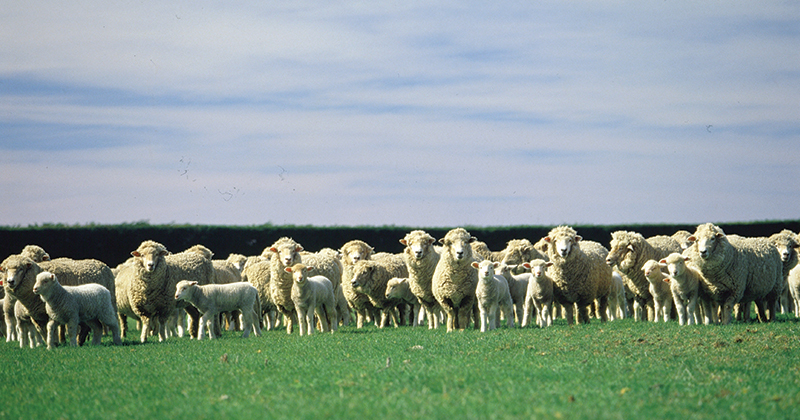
<box><xmin>687</xmin><ymin>223</ymin><xmax>726</xmax><ymax>260</ymax></box>
<box><xmin>131</xmin><ymin>240</ymin><xmax>169</xmax><ymax>273</ymax></box>
<box><xmin>768</xmin><ymin>229</ymin><xmax>799</xmax><ymax>263</ymax></box>
<box><xmin>544</xmin><ymin>226</ymin><xmax>581</xmax><ymax>260</ymax></box>
<box><xmin>175</xmin><ymin>280</ymin><xmax>199</xmax><ymax>300</ymax></box>
<box><xmin>350</xmin><ymin>260</ymin><xmax>376</xmax><ymax>291</ymax></box>
<box><xmin>0</xmin><ymin>254</ymin><xmax>37</xmax><ymax>291</ymax></box>
<box><xmin>471</xmin><ymin>260</ymin><xmax>499</xmax><ymax>281</ymax></box>
<box><xmin>286</xmin><ymin>264</ymin><xmax>314</xmax><ymax>287</ymax></box>
<box><xmin>606</xmin><ymin>231</ymin><xmax>643</xmax><ymax>269</ymax></box>
<box><xmin>267</xmin><ymin>237</ymin><xmax>303</xmax><ymax>267</ymax></box>
<box><xmin>32</xmin><ymin>271</ymin><xmax>57</xmax><ymax>296</ymax></box>
<box><xmin>659</xmin><ymin>253</ymin><xmax>691</xmax><ymax>279</ymax></box>
<box><xmin>439</xmin><ymin>228</ymin><xmax>476</xmax><ymax>262</ymax></box>
<box><xmin>401</xmin><ymin>230</ymin><xmax>436</xmax><ymax>260</ymax></box>
<box><xmin>500</xmin><ymin>239</ymin><xmax>535</xmax><ymax>267</ymax></box>
<box><xmin>523</xmin><ymin>259</ymin><xmax>552</xmax><ymax>278</ymax></box>
<box><xmin>340</xmin><ymin>240</ymin><xmax>374</xmax><ymax>265</ymax></box>
<box><xmin>385</xmin><ymin>277</ymin><xmax>408</xmax><ymax>299</ymax></box>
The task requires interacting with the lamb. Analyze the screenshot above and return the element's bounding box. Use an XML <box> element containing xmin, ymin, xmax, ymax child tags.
<box><xmin>542</xmin><ymin>226</ymin><xmax>612</xmax><ymax>325</ymax></box>
<box><xmin>471</xmin><ymin>260</ymin><xmax>515</xmax><ymax>332</ymax></box>
<box><xmin>432</xmin><ymin>228</ymin><xmax>480</xmax><ymax>332</ymax></box>
<box><xmin>767</xmin><ymin>230</ymin><xmax>799</xmax><ymax>315</ymax></box>
<box><xmin>285</xmin><ymin>264</ymin><xmax>338</xmax><ymax>336</ymax></box>
<box><xmin>641</xmin><ymin>260</ymin><xmax>673</xmax><ymax>323</ymax></box>
<box><xmin>496</xmin><ymin>263</ymin><xmax>531</xmax><ymax>326</ymax></box>
<box><xmin>399</xmin><ymin>230</ymin><xmax>443</xmax><ymax>329</ymax></box>
<box><xmin>605</xmin><ymin>231</ymin><xmax>682</xmax><ymax>321</ymax></box>
<box><xmin>183</xmin><ymin>245</ymin><xmax>246</xmax><ymax>331</ymax></box>
<box><xmin>33</xmin><ymin>271</ymin><xmax>122</xmax><ymax>349</ymax></box>
<box><xmin>684</xmin><ymin>223</ymin><xmax>783</xmax><ymax>324</ymax></box>
<box><xmin>1</xmin><ymin>254</ymin><xmax>116</xmax><ymax>345</ymax></box>
<box><xmin>385</xmin><ymin>277</ymin><xmax>421</xmax><ymax>327</ymax></box>
<box><xmin>340</xmin><ymin>239</ymin><xmax>380</xmax><ymax>328</ymax></box>
<box><xmin>520</xmin><ymin>259</ymin><xmax>554</xmax><ymax>328</ymax></box>
<box><xmin>788</xmin><ymin>264</ymin><xmax>800</xmax><ymax>318</ymax></box>
<box><xmin>298</xmin><ymin>247</ymin><xmax>348</xmax><ymax>326</ymax></box>
<box><xmin>659</xmin><ymin>253</ymin><xmax>703</xmax><ymax>326</ymax></box>
<box><xmin>174</xmin><ymin>280</ymin><xmax>261</xmax><ymax>339</ymax></box>
<box><xmin>606</xmin><ymin>271</ymin><xmax>627</xmax><ymax>321</ymax></box>
<box><xmin>350</xmin><ymin>255</ymin><xmax>409</xmax><ymax>328</ymax></box>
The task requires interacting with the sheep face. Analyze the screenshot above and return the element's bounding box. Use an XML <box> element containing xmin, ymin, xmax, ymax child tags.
<box><xmin>688</xmin><ymin>224</ymin><xmax>725</xmax><ymax>260</ymax></box>
<box><xmin>500</xmin><ymin>239</ymin><xmax>534</xmax><ymax>267</ymax></box>
<box><xmin>641</xmin><ymin>260</ymin><xmax>662</xmax><ymax>284</ymax></box>
<box><xmin>32</xmin><ymin>272</ymin><xmax>57</xmax><ymax>297</ymax></box>
<box><xmin>350</xmin><ymin>263</ymin><xmax>374</xmax><ymax>290</ymax></box>
<box><xmin>270</xmin><ymin>242</ymin><xmax>303</xmax><ymax>267</ymax></box>
<box><xmin>385</xmin><ymin>278</ymin><xmax>407</xmax><ymax>299</ymax></box>
<box><xmin>401</xmin><ymin>231</ymin><xmax>436</xmax><ymax>260</ymax></box>
<box><xmin>524</xmin><ymin>259</ymin><xmax>552</xmax><ymax>278</ymax></box>
<box><xmin>286</xmin><ymin>264</ymin><xmax>314</xmax><ymax>288</ymax></box>
<box><xmin>606</xmin><ymin>232</ymin><xmax>640</xmax><ymax>269</ymax></box>
<box><xmin>131</xmin><ymin>244</ymin><xmax>168</xmax><ymax>273</ymax></box>
<box><xmin>660</xmin><ymin>253</ymin><xmax>690</xmax><ymax>278</ymax></box>
<box><xmin>174</xmin><ymin>280</ymin><xmax>199</xmax><ymax>300</ymax></box>
<box><xmin>439</xmin><ymin>229</ymin><xmax>476</xmax><ymax>262</ymax></box>
<box><xmin>341</xmin><ymin>241</ymin><xmax>373</xmax><ymax>265</ymax></box>
<box><xmin>546</xmin><ymin>233</ymin><xmax>581</xmax><ymax>259</ymax></box>
<box><xmin>472</xmin><ymin>261</ymin><xmax>499</xmax><ymax>281</ymax></box>
<box><xmin>769</xmin><ymin>230</ymin><xmax>799</xmax><ymax>263</ymax></box>
<box><xmin>0</xmin><ymin>256</ymin><xmax>33</xmax><ymax>291</ymax></box>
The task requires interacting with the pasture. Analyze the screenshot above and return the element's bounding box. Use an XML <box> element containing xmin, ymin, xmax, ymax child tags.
<box><xmin>1</xmin><ymin>317</ymin><xmax>799</xmax><ymax>420</ymax></box>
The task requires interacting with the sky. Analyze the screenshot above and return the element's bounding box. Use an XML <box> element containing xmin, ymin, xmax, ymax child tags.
<box><xmin>1</xmin><ymin>1</ymin><xmax>799</xmax><ymax>228</ymax></box>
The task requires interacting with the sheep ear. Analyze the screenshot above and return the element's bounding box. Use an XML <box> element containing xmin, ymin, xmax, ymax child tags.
<box><xmin>399</xmin><ymin>239</ymin><xmax>408</xmax><ymax>246</ymax></box>
<box><xmin>305</xmin><ymin>266</ymin><xmax>315</xmax><ymax>272</ymax></box>
<box><xmin>544</xmin><ymin>236</ymin><xmax>552</xmax><ymax>243</ymax></box>
<box><xmin>716</xmin><ymin>233</ymin><xmax>725</xmax><ymax>239</ymax></box>
<box><xmin>284</xmin><ymin>267</ymin><xmax>293</xmax><ymax>273</ymax></box>
<box><xmin>190</xmin><ymin>281</ymin><xmax>198</xmax><ymax>286</ymax></box>
<box><xmin>663</xmin><ymin>278</ymin><xmax>671</xmax><ymax>284</ymax></box>
<box><xmin>575</xmin><ymin>235</ymin><xmax>583</xmax><ymax>242</ymax></box>
<box><xmin>492</xmin><ymin>262</ymin><xmax>500</xmax><ymax>268</ymax></box>
<box><xmin>159</xmin><ymin>250</ymin><xmax>169</xmax><ymax>257</ymax></box>
<box><xmin>659</xmin><ymin>259</ymin><xmax>667</xmax><ymax>265</ymax></box>
<box><xmin>131</xmin><ymin>251</ymin><xmax>141</xmax><ymax>257</ymax></box>
<box><xmin>469</xmin><ymin>236</ymin><xmax>477</xmax><ymax>243</ymax></box>
<box><xmin>42</xmin><ymin>254</ymin><xmax>51</xmax><ymax>261</ymax></box>
<box><xmin>471</xmin><ymin>262</ymin><xmax>480</xmax><ymax>269</ymax></box>
<box><xmin>438</xmin><ymin>238</ymin><xmax>445</xmax><ymax>245</ymax></box>
<box><xmin>521</xmin><ymin>263</ymin><xmax>530</xmax><ymax>269</ymax></box>
<box><xmin>687</xmin><ymin>236</ymin><xmax>696</xmax><ymax>242</ymax></box>
<box><xmin>295</xmin><ymin>245</ymin><xmax>304</xmax><ymax>252</ymax></box>
<box><xmin>683</xmin><ymin>256</ymin><xmax>690</xmax><ymax>262</ymax></box>
<box><xmin>545</xmin><ymin>262</ymin><xmax>553</xmax><ymax>267</ymax></box>
<box><xmin>269</xmin><ymin>247</ymin><xmax>279</xmax><ymax>253</ymax></box>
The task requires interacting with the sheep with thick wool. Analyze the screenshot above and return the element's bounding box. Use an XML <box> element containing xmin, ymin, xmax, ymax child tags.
<box><xmin>174</xmin><ymin>280</ymin><xmax>261</xmax><ymax>339</ymax></box>
<box><xmin>33</xmin><ymin>271</ymin><xmax>122</xmax><ymax>349</ymax></box>
<box><xmin>285</xmin><ymin>264</ymin><xmax>338</xmax><ymax>336</ymax></box>
<box><xmin>542</xmin><ymin>226</ymin><xmax>612</xmax><ymax>325</ymax></box>
<box><xmin>684</xmin><ymin>223</ymin><xmax>783</xmax><ymax>324</ymax></box>
<box><xmin>788</xmin><ymin>264</ymin><xmax>800</xmax><ymax>318</ymax></box>
<box><xmin>606</xmin><ymin>271</ymin><xmax>627</xmax><ymax>321</ymax></box>
<box><xmin>767</xmin><ymin>230</ymin><xmax>799</xmax><ymax>315</ymax></box>
<box><xmin>1</xmin><ymin>254</ymin><xmax>116</xmax><ymax>346</ymax></box>
<box><xmin>266</xmin><ymin>237</ymin><xmax>304</xmax><ymax>334</ymax></box>
<box><xmin>659</xmin><ymin>253</ymin><xmax>703</xmax><ymax>326</ymax></box>
<box><xmin>472</xmin><ymin>260</ymin><xmax>515</xmax><ymax>332</ymax></box>
<box><xmin>351</xmin><ymin>255</ymin><xmax>409</xmax><ymax>328</ymax></box>
<box><xmin>340</xmin><ymin>239</ymin><xmax>380</xmax><ymax>328</ymax></box>
<box><xmin>520</xmin><ymin>259</ymin><xmax>554</xmax><ymax>328</ymax></box>
<box><xmin>432</xmin><ymin>228</ymin><xmax>481</xmax><ymax>332</ymax></box>
<box><xmin>605</xmin><ymin>231</ymin><xmax>682</xmax><ymax>321</ymax></box>
<box><xmin>241</xmin><ymin>258</ymin><xmax>279</xmax><ymax>331</ymax></box>
<box><xmin>400</xmin><ymin>230</ymin><xmax>443</xmax><ymax>329</ymax></box>
<box><xmin>641</xmin><ymin>260</ymin><xmax>673</xmax><ymax>323</ymax></box>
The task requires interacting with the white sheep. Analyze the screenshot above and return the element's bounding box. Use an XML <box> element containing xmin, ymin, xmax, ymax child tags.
<box><xmin>174</xmin><ymin>280</ymin><xmax>261</xmax><ymax>339</ymax></box>
<box><xmin>350</xmin><ymin>255</ymin><xmax>409</xmax><ymax>328</ymax></box>
<box><xmin>542</xmin><ymin>226</ymin><xmax>612</xmax><ymax>325</ymax></box>
<box><xmin>659</xmin><ymin>253</ymin><xmax>703</xmax><ymax>326</ymax></box>
<box><xmin>605</xmin><ymin>231</ymin><xmax>682</xmax><ymax>321</ymax></box>
<box><xmin>432</xmin><ymin>228</ymin><xmax>480</xmax><ymax>332</ymax></box>
<box><xmin>767</xmin><ymin>230</ymin><xmax>799</xmax><ymax>315</ymax></box>
<box><xmin>685</xmin><ymin>223</ymin><xmax>783</xmax><ymax>324</ymax></box>
<box><xmin>606</xmin><ymin>271</ymin><xmax>627</xmax><ymax>321</ymax></box>
<box><xmin>400</xmin><ymin>230</ymin><xmax>443</xmax><ymax>329</ymax></box>
<box><xmin>340</xmin><ymin>239</ymin><xmax>380</xmax><ymax>329</ymax></box>
<box><xmin>521</xmin><ymin>259</ymin><xmax>554</xmax><ymax>328</ymax></box>
<box><xmin>266</xmin><ymin>237</ymin><xmax>304</xmax><ymax>334</ymax></box>
<box><xmin>285</xmin><ymin>264</ymin><xmax>338</xmax><ymax>336</ymax></box>
<box><xmin>496</xmin><ymin>263</ymin><xmax>531</xmax><ymax>326</ymax></box>
<box><xmin>32</xmin><ymin>271</ymin><xmax>122</xmax><ymax>349</ymax></box>
<box><xmin>471</xmin><ymin>260</ymin><xmax>515</xmax><ymax>332</ymax></box>
<box><xmin>385</xmin><ymin>277</ymin><xmax>421</xmax><ymax>327</ymax></box>
<box><xmin>641</xmin><ymin>260</ymin><xmax>673</xmax><ymax>323</ymax></box>
<box><xmin>788</xmin><ymin>264</ymin><xmax>800</xmax><ymax>318</ymax></box>
<box><xmin>241</xmin><ymin>258</ymin><xmax>279</xmax><ymax>331</ymax></box>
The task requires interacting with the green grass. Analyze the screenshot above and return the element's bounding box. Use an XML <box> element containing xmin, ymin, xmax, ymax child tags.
<box><xmin>2</xmin><ymin>317</ymin><xmax>799</xmax><ymax>420</ymax></box>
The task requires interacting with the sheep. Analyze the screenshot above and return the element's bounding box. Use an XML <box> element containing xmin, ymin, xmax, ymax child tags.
<box><xmin>641</xmin><ymin>260</ymin><xmax>673</xmax><ymax>323</ymax></box>
<box><xmin>285</xmin><ymin>264</ymin><xmax>338</xmax><ymax>336</ymax></box>
<box><xmin>297</xmin><ymin>247</ymin><xmax>349</xmax><ymax>327</ymax></box>
<box><xmin>385</xmin><ymin>277</ymin><xmax>421</xmax><ymax>327</ymax></box>
<box><xmin>542</xmin><ymin>226</ymin><xmax>612</xmax><ymax>325</ymax></box>
<box><xmin>520</xmin><ymin>259</ymin><xmax>554</xmax><ymax>328</ymax></box>
<box><xmin>606</xmin><ymin>271</ymin><xmax>627</xmax><ymax>321</ymax></box>
<box><xmin>671</xmin><ymin>230</ymin><xmax>694</xmax><ymax>251</ymax></box>
<box><xmin>659</xmin><ymin>253</ymin><xmax>703</xmax><ymax>326</ymax></box>
<box><xmin>340</xmin><ymin>239</ymin><xmax>380</xmax><ymax>328</ymax></box>
<box><xmin>684</xmin><ymin>223</ymin><xmax>783</xmax><ymax>324</ymax></box>
<box><xmin>226</xmin><ymin>253</ymin><xmax>248</xmax><ymax>273</ymax></box>
<box><xmin>241</xmin><ymin>259</ymin><xmax>279</xmax><ymax>330</ymax></box>
<box><xmin>350</xmin><ymin>255</ymin><xmax>409</xmax><ymax>328</ymax></box>
<box><xmin>767</xmin><ymin>230</ymin><xmax>799</xmax><ymax>315</ymax></box>
<box><xmin>499</xmin><ymin>239</ymin><xmax>548</xmax><ymax>272</ymax></box>
<box><xmin>471</xmin><ymin>260</ymin><xmax>515</xmax><ymax>332</ymax></box>
<box><xmin>605</xmin><ymin>231</ymin><xmax>682</xmax><ymax>321</ymax></box>
<box><xmin>14</xmin><ymin>300</ymin><xmax>43</xmax><ymax>348</ymax></box>
<box><xmin>266</xmin><ymin>237</ymin><xmax>304</xmax><ymax>334</ymax></box>
<box><xmin>432</xmin><ymin>228</ymin><xmax>480</xmax><ymax>332</ymax></box>
<box><xmin>174</xmin><ymin>280</ymin><xmax>261</xmax><ymax>339</ymax></box>
<box><xmin>400</xmin><ymin>230</ymin><xmax>443</xmax><ymax>329</ymax></box>
<box><xmin>33</xmin><ymin>271</ymin><xmax>122</xmax><ymax>349</ymax></box>
<box><xmin>788</xmin><ymin>264</ymin><xmax>800</xmax><ymax>318</ymax></box>
<box><xmin>470</xmin><ymin>241</ymin><xmax>504</xmax><ymax>262</ymax></box>
<box><xmin>1</xmin><ymin>254</ymin><xmax>116</xmax><ymax>345</ymax></box>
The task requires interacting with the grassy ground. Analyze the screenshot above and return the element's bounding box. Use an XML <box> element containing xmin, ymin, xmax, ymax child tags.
<box><xmin>1</xmin><ymin>316</ymin><xmax>799</xmax><ymax>420</ymax></box>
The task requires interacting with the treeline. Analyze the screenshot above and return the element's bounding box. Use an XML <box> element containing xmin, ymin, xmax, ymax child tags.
<box><xmin>1</xmin><ymin>220</ymin><xmax>798</xmax><ymax>268</ymax></box>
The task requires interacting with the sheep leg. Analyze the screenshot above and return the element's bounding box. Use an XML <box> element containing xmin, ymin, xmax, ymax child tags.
<box><xmin>87</xmin><ymin>320</ymin><xmax>104</xmax><ymax>345</ymax></box>
<box><xmin>305</xmin><ymin>309</ymin><xmax>315</xmax><ymax>335</ymax></box>
<box><xmin>563</xmin><ymin>303</ymin><xmax>575</xmax><ymax>325</ymax></box>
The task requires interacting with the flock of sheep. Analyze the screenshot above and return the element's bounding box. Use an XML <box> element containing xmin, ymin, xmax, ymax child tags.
<box><xmin>2</xmin><ymin>222</ymin><xmax>800</xmax><ymax>349</ymax></box>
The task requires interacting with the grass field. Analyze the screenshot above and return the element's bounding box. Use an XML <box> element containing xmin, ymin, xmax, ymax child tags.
<box><xmin>1</xmin><ymin>316</ymin><xmax>799</xmax><ymax>420</ymax></box>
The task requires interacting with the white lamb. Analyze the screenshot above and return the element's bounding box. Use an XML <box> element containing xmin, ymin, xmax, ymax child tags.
<box><xmin>471</xmin><ymin>260</ymin><xmax>515</xmax><ymax>332</ymax></box>
<box><xmin>385</xmin><ymin>277</ymin><xmax>421</xmax><ymax>327</ymax></box>
<box><xmin>32</xmin><ymin>272</ymin><xmax>122</xmax><ymax>349</ymax></box>
<box><xmin>521</xmin><ymin>259</ymin><xmax>554</xmax><ymax>328</ymax></box>
<box><xmin>285</xmin><ymin>264</ymin><xmax>338</xmax><ymax>336</ymax></box>
<box><xmin>641</xmin><ymin>260</ymin><xmax>673</xmax><ymax>323</ymax></box>
<box><xmin>659</xmin><ymin>253</ymin><xmax>702</xmax><ymax>326</ymax></box>
<box><xmin>174</xmin><ymin>280</ymin><xmax>261</xmax><ymax>340</ymax></box>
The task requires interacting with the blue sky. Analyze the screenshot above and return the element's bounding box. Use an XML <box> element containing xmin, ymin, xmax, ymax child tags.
<box><xmin>2</xmin><ymin>1</ymin><xmax>799</xmax><ymax>227</ymax></box>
